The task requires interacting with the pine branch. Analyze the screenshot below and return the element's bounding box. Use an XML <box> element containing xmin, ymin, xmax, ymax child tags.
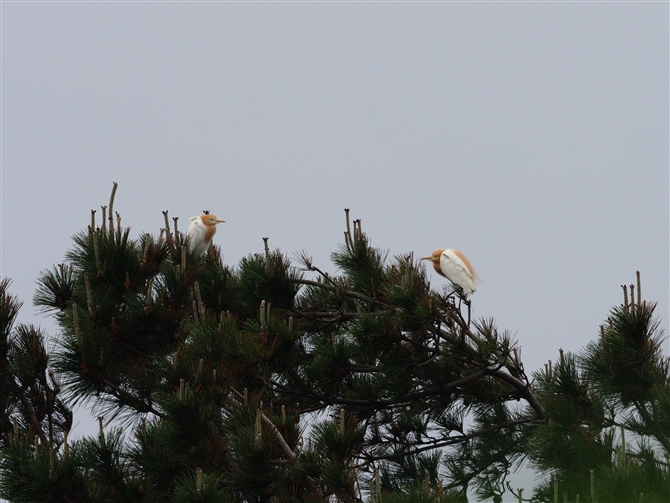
<box><xmin>486</xmin><ymin>368</ymin><xmax>546</xmax><ymax>418</ymax></box>
<box><xmin>226</xmin><ymin>391</ymin><xmax>297</xmax><ymax>461</ymax></box>
<box><xmin>274</xmin><ymin>368</ymin><xmax>491</xmax><ymax>408</ymax></box>
<box><xmin>632</xmin><ymin>398</ymin><xmax>670</xmax><ymax>454</ymax></box>
<box><xmin>447</xmin><ymin>308</ymin><xmax>546</xmax><ymax>419</ymax></box>
<box><xmin>293</xmin><ymin>278</ymin><xmax>388</xmax><ymax>306</ymax></box>
<box><xmin>101</xmin><ymin>378</ymin><xmax>165</xmax><ymax>419</ymax></box>
<box><xmin>358</xmin><ymin>417</ymin><xmax>536</xmax><ymax>466</ymax></box>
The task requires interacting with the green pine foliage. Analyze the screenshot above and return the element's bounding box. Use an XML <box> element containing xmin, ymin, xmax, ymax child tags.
<box><xmin>521</xmin><ymin>279</ymin><xmax>670</xmax><ymax>503</ymax></box>
<box><xmin>1</xmin><ymin>186</ymin><xmax>668</xmax><ymax>502</ymax></box>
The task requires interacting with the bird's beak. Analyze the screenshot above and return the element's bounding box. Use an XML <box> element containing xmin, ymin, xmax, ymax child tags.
<box><xmin>216</xmin><ymin>219</ymin><xmax>226</xmax><ymax>224</ymax></box>
<box><xmin>420</xmin><ymin>256</ymin><xmax>431</xmax><ymax>261</ymax></box>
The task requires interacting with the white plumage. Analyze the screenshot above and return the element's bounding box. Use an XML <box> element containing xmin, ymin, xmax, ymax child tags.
<box><xmin>421</xmin><ymin>248</ymin><xmax>478</xmax><ymax>295</ymax></box>
<box><xmin>186</xmin><ymin>212</ymin><xmax>225</xmax><ymax>258</ymax></box>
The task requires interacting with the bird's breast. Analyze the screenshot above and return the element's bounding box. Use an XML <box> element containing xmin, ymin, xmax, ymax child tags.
<box><xmin>203</xmin><ymin>225</ymin><xmax>216</xmax><ymax>243</ymax></box>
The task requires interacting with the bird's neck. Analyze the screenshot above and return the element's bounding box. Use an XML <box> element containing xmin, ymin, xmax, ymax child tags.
<box><xmin>203</xmin><ymin>225</ymin><xmax>217</xmax><ymax>243</ymax></box>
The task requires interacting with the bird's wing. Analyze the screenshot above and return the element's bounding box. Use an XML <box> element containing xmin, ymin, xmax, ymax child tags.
<box><xmin>441</xmin><ymin>253</ymin><xmax>471</xmax><ymax>278</ymax></box>
<box><xmin>449</xmin><ymin>250</ymin><xmax>478</xmax><ymax>280</ymax></box>
<box><xmin>441</xmin><ymin>250</ymin><xmax>477</xmax><ymax>293</ymax></box>
<box><xmin>187</xmin><ymin>218</ymin><xmax>206</xmax><ymax>242</ymax></box>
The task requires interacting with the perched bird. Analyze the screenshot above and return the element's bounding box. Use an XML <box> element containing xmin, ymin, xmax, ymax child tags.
<box><xmin>421</xmin><ymin>249</ymin><xmax>478</xmax><ymax>295</ymax></box>
<box><xmin>187</xmin><ymin>210</ymin><xmax>225</xmax><ymax>258</ymax></box>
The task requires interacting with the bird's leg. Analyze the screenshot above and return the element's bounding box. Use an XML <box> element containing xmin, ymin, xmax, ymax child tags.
<box><xmin>445</xmin><ymin>289</ymin><xmax>456</xmax><ymax>309</ymax></box>
<box><xmin>454</xmin><ymin>287</ymin><xmax>463</xmax><ymax>311</ymax></box>
<box><xmin>452</xmin><ymin>287</ymin><xmax>472</xmax><ymax>327</ymax></box>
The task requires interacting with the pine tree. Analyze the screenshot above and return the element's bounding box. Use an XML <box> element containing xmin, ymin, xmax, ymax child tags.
<box><xmin>0</xmin><ymin>184</ymin><xmax>667</xmax><ymax>502</ymax></box>
<box><xmin>0</xmin><ymin>277</ymin><xmax>75</xmax><ymax>501</ymax></box>
<box><xmin>519</xmin><ymin>274</ymin><xmax>670</xmax><ymax>503</ymax></box>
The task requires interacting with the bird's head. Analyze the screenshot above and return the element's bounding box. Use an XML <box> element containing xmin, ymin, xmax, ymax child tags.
<box><xmin>421</xmin><ymin>249</ymin><xmax>446</xmax><ymax>277</ymax></box>
<box><xmin>420</xmin><ymin>249</ymin><xmax>444</xmax><ymax>265</ymax></box>
<box><xmin>200</xmin><ymin>214</ymin><xmax>226</xmax><ymax>227</ymax></box>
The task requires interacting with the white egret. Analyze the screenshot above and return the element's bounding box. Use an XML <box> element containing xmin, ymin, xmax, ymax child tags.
<box><xmin>186</xmin><ymin>211</ymin><xmax>225</xmax><ymax>258</ymax></box>
<box><xmin>421</xmin><ymin>249</ymin><xmax>478</xmax><ymax>295</ymax></box>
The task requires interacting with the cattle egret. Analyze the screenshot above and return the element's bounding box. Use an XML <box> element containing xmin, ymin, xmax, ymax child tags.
<box><xmin>421</xmin><ymin>249</ymin><xmax>478</xmax><ymax>295</ymax></box>
<box><xmin>187</xmin><ymin>211</ymin><xmax>225</xmax><ymax>257</ymax></box>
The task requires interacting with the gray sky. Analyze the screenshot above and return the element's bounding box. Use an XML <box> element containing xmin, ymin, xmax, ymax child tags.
<box><xmin>2</xmin><ymin>1</ymin><xmax>668</xmax><ymax>500</ymax></box>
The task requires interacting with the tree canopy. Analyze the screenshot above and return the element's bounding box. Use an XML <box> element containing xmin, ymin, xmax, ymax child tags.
<box><xmin>1</xmin><ymin>185</ymin><xmax>668</xmax><ymax>502</ymax></box>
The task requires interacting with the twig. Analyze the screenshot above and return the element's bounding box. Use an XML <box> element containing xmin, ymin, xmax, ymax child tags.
<box><xmin>102</xmin><ymin>379</ymin><xmax>166</xmax><ymax>418</ymax></box>
<box><xmin>293</xmin><ymin>278</ymin><xmax>386</xmax><ymax>306</ymax></box>
<box><xmin>226</xmin><ymin>394</ymin><xmax>297</xmax><ymax>461</ymax></box>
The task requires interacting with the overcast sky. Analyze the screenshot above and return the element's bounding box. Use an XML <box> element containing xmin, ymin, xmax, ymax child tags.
<box><xmin>1</xmin><ymin>1</ymin><xmax>668</xmax><ymax>500</ymax></box>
